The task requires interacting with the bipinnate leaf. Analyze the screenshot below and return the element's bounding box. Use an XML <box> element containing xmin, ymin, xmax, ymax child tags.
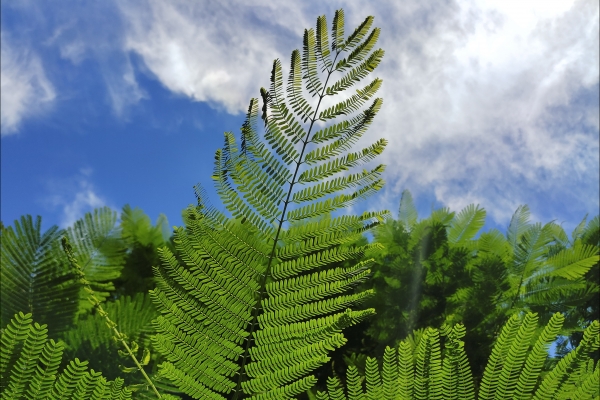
<box><xmin>149</xmin><ymin>9</ymin><xmax>388</xmax><ymax>399</ymax></box>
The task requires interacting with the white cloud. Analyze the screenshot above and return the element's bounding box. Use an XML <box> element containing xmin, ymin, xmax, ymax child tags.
<box><xmin>43</xmin><ymin>169</ymin><xmax>112</xmax><ymax>228</ymax></box>
<box><xmin>114</xmin><ymin>0</ymin><xmax>598</xmax><ymax>228</ymax></box>
<box><xmin>117</xmin><ymin>0</ymin><xmax>313</xmax><ymax>113</ymax></box>
<box><xmin>104</xmin><ymin>56</ymin><xmax>148</xmax><ymax>117</ymax></box>
<box><xmin>1</xmin><ymin>32</ymin><xmax>56</xmax><ymax>135</ymax></box>
<box><xmin>43</xmin><ymin>12</ymin><xmax>148</xmax><ymax>118</ymax></box>
<box><xmin>372</xmin><ymin>0</ymin><xmax>599</xmax><ymax>227</ymax></box>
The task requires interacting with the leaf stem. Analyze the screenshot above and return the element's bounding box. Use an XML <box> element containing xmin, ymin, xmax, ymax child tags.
<box><xmin>232</xmin><ymin>46</ymin><xmax>343</xmax><ymax>399</ymax></box>
<box><xmin>61</xmin><ymin>236</ymin><xmax>162</xmax><ymax>399</ymax></box>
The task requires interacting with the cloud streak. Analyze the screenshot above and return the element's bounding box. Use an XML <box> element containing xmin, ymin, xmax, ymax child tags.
<box><xmin>1</xmin><ymin>32</ymin><xmax>56</xmax><ymax>135</ymax></box>
<box><xmin>43</xmin><ymin>169</ymin><xmax>111</xmax><ymax>228</ymax></box>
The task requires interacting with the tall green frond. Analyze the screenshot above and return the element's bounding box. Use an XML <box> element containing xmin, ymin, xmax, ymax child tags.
<box><xmin>493</xmin><ymin>313</ymin><xmax>539</xmax><ymax>399</ymax></box>
<box><xmin>397</xmin><ymin>341</ymin><xmax>414</xmax><ymax>399</ymax></box>
<box><xmin>150</xmin><ymin>9</ymin><xmax>388</xmax><ymax>399</ymax></box>
<box><xmin>303</xmin><ymin>28</ymin><xmax>323</xmax><ymax>97</ymax></box>
<box><xmin>288</xmin><ymin>50</ymin><xmax>313</xmax><ymax>122</ymax></box>
<box><xmin>441</xmin><ymin>324</ymin><xmax>474</xmax><ymax>400</ymax></box>
<box><xmin>316</xmin><ymin>16</ymin><xmax>332</xmax><ymax>71</ymax></box>
<box><xmin>513</xmin><ymin>312</ymin><xmax>564</xmax><ymax>398</ymax></box>
<box><xmin>331</xmin><ymin>10</ymin><xmax>345</xmax><ymax>52</ymax></box>
<box><xmin>478</xmin><ymin>314</ymin><xmax>522</xmax><ymax>399</ymax></box>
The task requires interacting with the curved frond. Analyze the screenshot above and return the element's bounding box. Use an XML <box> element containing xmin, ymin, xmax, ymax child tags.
<box><xmin>532</xmin><ymin>320</ymin><xmax>600</xmax><ymax>399</ymax></box>
<box><xmin>507</xmin><ymin>205</ymin><xmax>531</xmax><ymax>250</ymax></box>
<box><xmin>447</xmin><ymin>204</ymin><xmax>485</xmax><ymax>247</ymax></box>
<box><xmin>66</xmin><ymin>207</ymin><xmax>126</xmax><ymax>313</ymax></box>
<box><xmin>542</xmin><ymin>242</ymin><xmax>599</xmax><ymax>280</ymax></box>
<box><xmin>0</xmin><ymin>216</ymin><xmax>79</xmax><ymax>337</ymax></box>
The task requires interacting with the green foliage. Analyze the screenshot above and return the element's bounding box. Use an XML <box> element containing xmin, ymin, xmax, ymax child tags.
<box><xmin>336</xmin><ymin>191</ymin><xmax>599</xmax><ymax>388</ymax></box>
<box><xmin>0</xmin><ymin>207</ymin><xmax>126</xmax><ymax>333</ymax></box>
<box><xmin>0</xmin><ymin>206</ymin><xmax>176</xmax><ymax>399</ymax></box>
<box><xmin>316</xmin><ymin>313</ymin><xmax>599</xmax><ymax>399</ymax></box>
<box><xmin>60</xmin><ymin>292</ymin><xmax>160</xmax><ymax>387</ymax></box>
<box><xmin>1</xmin><ymin>7</ymin><xmax>598</xmax><ymax>400</ymax></box>
<box><xmin>149</xmin><ymin>9</ymin><xmax>388</xmax><ymax>399</ymax></box>
<box><xmin>65</xmin><ymin>207</ymin><xmax>126</xmax><ymax>314</ymax></box>
<box><xmin>1</xmin><ymin>215</ymin><xmax>79</xmax><ymax>338</ymax></box>
<box><xmin>116</xmin><ymin>205</ymin><xmax>173</xmax><ymax>297</ymax></box>
<box><xmin>0</xmin><ymin>312</ymin><xmax>133</xmax><ymax>399</ymax></box>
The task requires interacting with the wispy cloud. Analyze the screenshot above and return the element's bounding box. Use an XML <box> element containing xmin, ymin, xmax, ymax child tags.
<box><xmin>42</xmin><ymin>3</ymin><xmax>148</xmax><ymax>118</ymax></box>
<box><xmin>43</xmin><ymin>169</ymin><xmax>111</xmax><ymax>228</ymax></box>
<box><xmin>1</xmin><ymin>32</ymin><xmax>56</xmax><ymax>135</ymax></box>
<box><xmin>113</xmin><ymin>0</ymin><xmax>598</xmax><ymax>228</ymax></box>
<box><xmin>117</xmin><ymin>0</ymin><xmax>312</xmax><ymax>113</ymax></box>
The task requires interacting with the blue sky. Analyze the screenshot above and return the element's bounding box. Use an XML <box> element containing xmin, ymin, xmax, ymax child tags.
<box><xmin>1</xmin><ymin>0</ymin><xmax>599</xmax><ymax>237</ymax></box>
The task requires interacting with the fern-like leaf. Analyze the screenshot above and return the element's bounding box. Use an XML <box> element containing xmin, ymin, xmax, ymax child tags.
<box><xmin>0</xmin><ymin>216</ymin><xmax>79</xmax><ymax>337</ymax></box>
<box><xmin>447</xmin><ymin>204</ymin><xmax>485</xmax><ymax>247</ymax></box>
<box><xmin>319</xmin><ymin>316</ymin><xmax>598</xmax><ymax>399</ymax></box>
<box><xmin>0</xmin><ymin>312</ymin><xmax>133</xmax><ymax>399</ymax></box>
<box><xmin>150</xmin><ymin>9</ymin><xmax>388</xmax><ymax>399</ymax></box>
